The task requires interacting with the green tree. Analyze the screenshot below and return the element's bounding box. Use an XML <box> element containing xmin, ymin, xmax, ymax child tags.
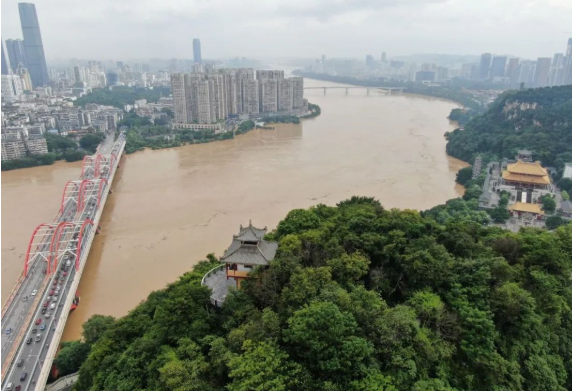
<box><xmin>227</xmin><ymin>340</ymin><xmax>302</xmax><ymax>391</ymax></box>
<box><xmin>545</xmin><ymin>216</ymin><xmax>568</xmax><ymax>230</ymax></box>
<box><xmin>54</xmin><ymin>341</ymin><xmax>91</xmax><ymax>376</ymax></box>
<box><xmin>326</xmin><ymin>252</ymin><xmax>370</xmax><ymax>286</ymax></box>
<box><xmin>557</xmin><ymin>178</ymin><xmax>572</xmax><ymax>193</ymax></box>
<box><xmin>283</xmin><ymin>301</ymin><xmax>373</xmax><ymax>381</ymax></box>
<box><xmin>462</xmin><ymin>185</ymin><xmax>482</xmax><ymax>201</ymax></box>
<box><xmin>82</xmin><ymin>314</ymin><xmax>115</xmax><ymax>345</ymax></box>
<box><xmin>490</xmin><ymin>205</ymin><xmax>510</xmax><ymax>223</ymax></box>
<box><xmin>456</xmin><ymin>166</ymin><xmax>473</xmax><ymax>186</ymax></box>
<box><xmin>79</xmin><ymin>133</ymin><xmax>105</xmax><ymax>153</ymax></box>
<box><xmin>63</xmin><ymin>149</ymin><xmax>86</xmax><ymax>162</ymax></box>
<box><xmin>561</xmin><ymin>190</ymin><xmax>569</xmax><ymax>201</ymax></box>
<box><xmin>541</xmin><ymin>195</ymin><xmax>556</xmax><ymax>214</ymax></box>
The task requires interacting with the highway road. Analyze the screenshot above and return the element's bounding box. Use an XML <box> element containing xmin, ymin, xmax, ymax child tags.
<box><xmin>1</xmin><ymin>134</ymin><xmax>122</xmax><ymax>391</ymax></box>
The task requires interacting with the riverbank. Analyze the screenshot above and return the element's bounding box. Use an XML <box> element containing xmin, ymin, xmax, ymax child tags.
<box><xmin>123</xmin><ymin>103</ymin><xmax>322</xmax><ymax>154</ymax></box>
<box><xmin>293</xmin><ymin>70</ymin><xmax>487</xmax><ymax>113</ymax></box>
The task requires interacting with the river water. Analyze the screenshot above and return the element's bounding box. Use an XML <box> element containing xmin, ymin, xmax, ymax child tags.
<box><xmin>1</xmin><ymin>78</ymin><xmax>467</xmax><ymax>340</ymax></box>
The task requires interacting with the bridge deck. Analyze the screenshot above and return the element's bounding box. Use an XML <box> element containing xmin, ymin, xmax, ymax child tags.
<box><xmin>1</xmin><ymin>134</ymin><xmax>126</xmax><ymax>391</ymax></box>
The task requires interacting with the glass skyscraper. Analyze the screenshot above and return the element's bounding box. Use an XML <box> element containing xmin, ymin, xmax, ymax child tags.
<box><xmin>18</xmin><ymin>2</ymin><xmax>49</xmax><ymax>87</ymax></box>
<box><xmin>193</xmin><ymin>38</ymin><xmax>202</xmax><ymax>64</ymax></box>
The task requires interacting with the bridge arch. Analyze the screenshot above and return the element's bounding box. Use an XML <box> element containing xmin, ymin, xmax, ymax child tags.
<box><xmin>23</xmin><ymin>223</ymin><xmax>57</xmax><ymax>276</ymax></box>
<box><xmin>81</xmin><ymin>155</ymin><xmax>97</xmax><ymax>178</ymax></box>
<box><xmin>59</xmin><ymin>180</ymin><xmax>82</xmax><ymax>215</ymax></box>
<box><xmin>48</xmin><ymin>221</ymin><xmax>76</xmax><ymax>274</ymax></box>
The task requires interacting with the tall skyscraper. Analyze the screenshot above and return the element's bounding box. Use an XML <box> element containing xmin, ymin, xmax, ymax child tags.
<box><xmin>564</xmin><ymin>38</ymin><xmax>572</xmax><ymax>85</ymax></box>
<box><xmin>193</xmin><ymin>38</ymin><xmax>202</xmax><ymax>64</ymax></box>
<box><xmin>489</xmin><ymin>56</ymin><xmax>507</xmax><ymax>80</ymax></box>
<box><xmin>506</xmin><ymin>58</ymin><xmax>520</xmax><ymax>84</ymax></box>
<box><xmin>18</xmin><ymin>3</ymin><xmax>49</xmax><ymax>87</ymax></box>
<box><xmin>548</xmin><ymin>53</ymin><xmax>565</xmax><ymax>86</ymax></box>
<box><xmin>479</xmin><ymin>53</ymin><xmax>491</xmax><ymax>80</ymax></box>
<box><xmin>533</xmin><ymin>57</ymin><xmax>552</xmax><ymax>87</ymax></box>
<box><xmin>5</xmin><ymin>39</ymin><xmax>27</xmax><ymax>72</ymax></box>
<box><xmin>1</xmin><ymin>40</ymin><xmax>9</xmax><ymax>75</ymax></box>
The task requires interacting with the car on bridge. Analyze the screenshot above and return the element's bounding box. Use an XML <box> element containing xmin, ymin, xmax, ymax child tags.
<box><xmin>40</xmin><ymin>324</ymin><xmax>46</xmax><ymax>330</ymax></box>
<box><xmin>35</xmin><ymin>334</ymin><xmax>42</xmax><ymax>342</ymax></box>
<box><xmin>20</xmin><ymin>372</ymin><xmax>27</xmax><ymax>382</ymax></box>
<box><xmin>17</xmin><ymin>358</ymin><xmax>24</xmax><ymax>367</ymax></box>
<box><xmin>5</xmin><ymin>328</ymin><xmax>12</xmax><ymax>335</ymax></box>
<box><xmin>26</xmin><ymin>337</ymin><xmax>32</xmax><ymax>345</ymax></box>
<box><xmin>35</xmin><ymin>318</ymin><xmax>42</xmax><ymax>325</ymax></box>
<box><xmin>31</xmin><ymin>289</ymin><xmax>37</xmax><ymax>296</ymax></box>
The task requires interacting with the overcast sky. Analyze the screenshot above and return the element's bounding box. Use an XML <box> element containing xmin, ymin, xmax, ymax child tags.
<box><xmin>2</xmin><ymin>0</ymin><xmax>572</xmax><ymax>62</ymax></box>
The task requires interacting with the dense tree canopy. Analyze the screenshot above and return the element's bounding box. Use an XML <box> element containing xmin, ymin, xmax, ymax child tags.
<box><xmin>79</xmin><ymin>133</ymin><xmax>106</xmax><ymax>153</ymax></box>
<box><xmin>74</xmin><ymin>197</ymin><xmax>572</xmax><ymax>391</ymax></box>
<box><xmin>446</xmin><ymin>85</ymin><xmax>572</xmax><ymax>172</ymax></box>
<box><xmin>74</xmin><ymin>86</ymin><xmax>171</xmax><ymax>109</ymax></box>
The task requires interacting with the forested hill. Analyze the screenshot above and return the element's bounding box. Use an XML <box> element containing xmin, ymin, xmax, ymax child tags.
<box><xmin>73</xmin><ymin>197</ymin><xmax>572</xmax><ymax>391</ymax></box>
<box><xmin>446</xmin><ymin>85</ymin><xmax>572</xmax><ymax>169</ymax></box>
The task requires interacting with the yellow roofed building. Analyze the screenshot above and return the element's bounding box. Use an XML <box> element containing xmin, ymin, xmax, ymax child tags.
<box><xmin>499</xmin><ymin>160</ymin><xmax>554</xmax><ymax>205</ymax></box>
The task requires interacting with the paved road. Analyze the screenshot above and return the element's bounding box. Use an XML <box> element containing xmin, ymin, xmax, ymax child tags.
<box><xmin>2</xmin><ymin>135</ymin><xmax>120</xmax><ymax>391</ymax></box>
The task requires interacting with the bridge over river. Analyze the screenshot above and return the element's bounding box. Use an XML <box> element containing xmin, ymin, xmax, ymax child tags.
<box><xmin>304</xmin><ymin>86</ymin><xmax>405</xmax><ymax>94</ymax></box>
<box><xmin>1</xmin><ymin>133</ymin><xmax>125</xmax><ymax>391</ymax></box>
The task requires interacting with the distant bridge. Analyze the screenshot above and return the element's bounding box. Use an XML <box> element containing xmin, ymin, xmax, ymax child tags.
<box><xmin>304</xmin><ymin>86</ymin><xmax>405</xmax><ymax>94</ymax></box>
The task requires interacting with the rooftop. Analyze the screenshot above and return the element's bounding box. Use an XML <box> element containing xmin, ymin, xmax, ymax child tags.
<box><xmin>202</xmin><ymin>265</ymin><xmax>235</xmax><ymax>306</ymax></box>
<box><xmin>221</xmin><ymin>221</ymin><xmax>278</xmax><ymax>266</ymax></box>
<box><xmin>506</xmin><ymin>160</ymin><xmax>548</xmax><ymax>177</ymax></box>
<box><xmin>502</xmin><ymin>171</ymin><xmax>551</xmax><ymax>185</ymax></box>
<box><xmin>509</xmin><ymin>202</ymin><xmax>545</xmax><ymax>215</ymax></box>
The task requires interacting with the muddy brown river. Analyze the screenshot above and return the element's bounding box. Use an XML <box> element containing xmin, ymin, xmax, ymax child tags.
<box><xmin>1</xmin><ymin>78</ymin><xmax>467</xmax><ymax>340</ymax></box>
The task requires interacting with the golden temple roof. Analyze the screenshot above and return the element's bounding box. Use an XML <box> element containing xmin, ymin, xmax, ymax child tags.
<box><xmin>506</xmin><ymin>160</ymin><xmax>548</xmax><ymax>176</ymax></box>
<box><xmin>502</xmin><ymin>171</ymin><xmax>551</xmax><ymax>185</ymax></box>
<box><xmin>509</xmin><ymin>202</ymin><xmax>544</xmax><ymax>215</ymax></box>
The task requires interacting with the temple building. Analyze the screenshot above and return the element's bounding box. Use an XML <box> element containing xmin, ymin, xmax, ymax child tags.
<box><xmin>499</xmin><ymin>160</ymin><xmax>554</xmax><ymax>203</ymax></box>
<box><xmin>201</xmin><ymin>221</ymin><xmax>277</xmax><ymax>306</ymax></box>
<box><xmin>509</xmin><ymin>202</ymin><xmax>545</xmax><ymax>221</ymax></box>
<box><xmin>221</xmin><ymin>221</ymin><xmax>278</xmax><ymax>289</ymax></box>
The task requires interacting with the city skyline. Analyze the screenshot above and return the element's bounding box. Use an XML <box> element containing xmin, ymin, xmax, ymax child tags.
<box><xmin>2</xmin><ymin>0</ymin><xmax>572</xmax><ymax>61</ymax></box>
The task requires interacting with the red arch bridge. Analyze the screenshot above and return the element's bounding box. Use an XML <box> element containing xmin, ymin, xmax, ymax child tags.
<box><xmin>1</xmin><ymin>134</ymin><xmax>125</xmax><ymax>391</ymax></box>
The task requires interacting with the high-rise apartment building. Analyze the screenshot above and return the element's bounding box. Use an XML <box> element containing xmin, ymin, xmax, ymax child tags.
<box><xmin>564</xmin><ymin>38</ymin><xmax>572</xmax><ymax>84</ymax></box>
<box><xmin>506</xmin><ymin>58</ymin><xmax>520</xmax><ymax>84</ymax></box>
<box><xmin>479</xmin><ymin>53</ymin><xmax>492</xmax><ymax>80</ymax></box>
<box><xmin>243</xmin><ymin>80</ymin><xmax>259</xmax><ymax>114</ymax></box>
<box><xmin>259</xmin><ymin>79</ymin><xmax>279</xmax><ymax>112</ymax></box>
<box><xmin>18</xmin><ymin>3</ymin><xmax>49</xmax><ymax>87</ymax></box>
<box><xmin>489</xmin><ymin>56</ymin><xmax>507</xmax><ymax>80</ymax></box>
<box><xmin>1</xmin><ymin>74</ymin><xmax>24</xmax><ymax>100</ymax></box>
<box><xmin>548</xmin><ymin>53</ymin><xmax>565</xmax><ymax>86</ymax></box>
<box><xmin>1</xmin><ymin>40</ymin><xmax>9</xmax><ymax>75</ymax></box>
<box><xmin>291</xmin><ymin>77</ymin><xmax>304</xmax><ymax>110</ymax></box>
<box><xmin>193</xmin><ymin>39</ymin><xmax>202</xmax><ymax>64</ymax></box>
<box><xmin>278</xmin><ymin>79</ymin><xmax>293</xmax><ymax>112</ymax></box>
<box><xmin>518</xmin><ymin>61</ymin><xmax>535</xmax><ymax>85</ymax></box>
<box><xmin>171</xmin><ymin>69</ymin><xmax>304</xmax><ymax>125</ymax></box>
<box><xmin>533</xmin><ymin>57</ymin><xmax>552</xmax><ymax>87</ymax></box>
<box><xmin>5</xmin><ymin>39</ymin><xmax>27</xmax><ymax>72</ymax></box>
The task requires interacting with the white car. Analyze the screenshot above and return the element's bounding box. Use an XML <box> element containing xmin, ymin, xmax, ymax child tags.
<box><xmin>31</xmin><ymin>290</ymin><xmax>37</xmax><ymax>296</ymax></box>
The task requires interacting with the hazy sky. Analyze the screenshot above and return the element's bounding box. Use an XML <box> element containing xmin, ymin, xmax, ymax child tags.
<box><xmin>2</xmin><ymin>0</ymin><xmax>572</xmax><ymax>62</ymax></box>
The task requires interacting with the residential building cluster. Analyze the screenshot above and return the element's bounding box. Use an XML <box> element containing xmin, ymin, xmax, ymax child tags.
<box><xmin>306</xmin><ymin>38</ymin><xmax>572</xmax><ymax>88</ymax></box>
<box><xmin>171</xmin><ymin>69</ymin><xmax>306</xmax><ymax>125</ymax></box>
<box><xmin>1</xmin><ymin>124</ymin><xmax>47</xmax><ymax>161</ymax></box>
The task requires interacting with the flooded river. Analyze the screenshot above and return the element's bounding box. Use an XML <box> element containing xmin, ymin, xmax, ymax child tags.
<box><xmin>1</xmin><ymin>78</ymin><xmax>467</xmax><ymax>340</ymax></box>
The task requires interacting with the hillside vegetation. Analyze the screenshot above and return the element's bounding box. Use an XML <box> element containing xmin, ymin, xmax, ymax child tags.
<box><xmin>74</xmin><ymin>197</ymin><xmax>572</xmax><ymax>391</ymax></box>
<box><xmin>446</xmin><ymin>85</ymin><xmax>572</xmax><ymax>173</ymax></box>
